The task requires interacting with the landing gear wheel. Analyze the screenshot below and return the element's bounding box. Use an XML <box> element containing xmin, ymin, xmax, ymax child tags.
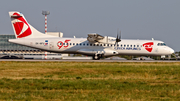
<box><xmin>92</xmin><ymin>54</ymin><xmax>101</xmax><ymax>60</ymax></box>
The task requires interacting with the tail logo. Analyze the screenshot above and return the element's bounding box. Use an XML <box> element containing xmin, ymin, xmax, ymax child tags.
<box><xmin>12</xmin><ymin>13</ymin><xmax>32</xmax><ymax>38</ymax></box>
<box><xmin>143</xmin><ymin>42</ymin><xmax>153</xmax><ymax>52</ymax></box>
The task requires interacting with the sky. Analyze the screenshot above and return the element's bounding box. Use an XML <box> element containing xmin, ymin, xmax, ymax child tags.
<box><xmin>0</xmin><ymin>0</ymin><xmax>180</xmax><ymax>51</ymax></box>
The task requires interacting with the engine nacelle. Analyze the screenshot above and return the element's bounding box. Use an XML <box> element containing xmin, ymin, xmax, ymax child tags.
<box><xmin>103</xmin><ymin>49</ymin><xmax>118</xmax><ymax>56</ymax></box>
<box><xmin>87</xmin><ymin>33</ymin><xmax>104</xmax><ymax>42</ymax></box>
<box><xmin>87</xmin><ymin>36</ymin><xmax>97</xmax><ymax>42</ymax></box>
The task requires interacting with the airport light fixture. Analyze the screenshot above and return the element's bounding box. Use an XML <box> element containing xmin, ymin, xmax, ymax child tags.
<box><xmin>42</xmin><ymin>11</ymin><xmax>50</xmax><ymax>34</ymax></box>
<box><xmin>42</xmin><ymin>11</ymin><xmax>50</xmax><ymax>60</ymax></box>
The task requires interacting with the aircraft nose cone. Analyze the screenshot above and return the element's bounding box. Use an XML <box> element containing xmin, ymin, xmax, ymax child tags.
<box><xmin>169</xmin><ymin>48</ymin><xmax>174</xmax><ymax>54</ymax></box>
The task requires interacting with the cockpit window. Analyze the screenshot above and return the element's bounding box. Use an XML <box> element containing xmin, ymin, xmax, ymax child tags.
<box><xmin>157</xmin><ymin>43</ymin><xmax>166</xmax><ymax>46</ymax></box>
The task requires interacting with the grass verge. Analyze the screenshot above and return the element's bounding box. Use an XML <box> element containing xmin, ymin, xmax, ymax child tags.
<box><xmin>0</xmin><ymin>61</ymin><xmax>179</xmax><ymax>100</ymax></box>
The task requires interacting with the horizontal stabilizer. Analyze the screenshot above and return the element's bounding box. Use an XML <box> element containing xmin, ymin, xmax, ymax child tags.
<box><xmin>9</xmin><ymin>12</ymin><xmax>22</xmax><ymax>18</ymax></box>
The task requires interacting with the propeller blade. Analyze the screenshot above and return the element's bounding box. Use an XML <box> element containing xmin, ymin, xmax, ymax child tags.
<box><xmin>119</xmin><ymin>30</ymin><xmax>121</xmax><ymax>42</ymax></box>
<box><xmin>115</xmin><ymin>29</ymin><xmax>121</xmax><ymax>44</ymax></box>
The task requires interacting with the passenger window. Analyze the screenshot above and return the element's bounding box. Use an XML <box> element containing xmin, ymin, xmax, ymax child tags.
<box><xmin>127</xmin><ymin>45</ymin><xmax>129</xmax><ymax>47</ymax></box>
<box><xmin>124</xmin><ymin>45</ymin><xmax>126</xmax><ymax>47</ymax></box>
<box><xmin>87</xmin><ymin>43</ymin><xmax>89</xmax><ymax>46</ymax></box>
<box><xmin>137</xmin><ymin>45</ymin><xmax>139</xmax><ymax>47</ymax></box>
<box><xmin>76</xmin><ymin>43</ymin><xmax>78</xmax><ymax>45</ymax></box>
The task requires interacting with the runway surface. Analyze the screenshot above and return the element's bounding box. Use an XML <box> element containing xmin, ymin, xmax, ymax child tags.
<box><xmin>0</xmin><ymin>59</ymin><xmax>179</xmax><ymax>62</ymax></box>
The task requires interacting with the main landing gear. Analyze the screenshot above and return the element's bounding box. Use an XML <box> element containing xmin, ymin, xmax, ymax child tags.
<box><xmin>92</xmin><ymin>54</ymin><xmax>104</xmax><ymax>60</ymax></box>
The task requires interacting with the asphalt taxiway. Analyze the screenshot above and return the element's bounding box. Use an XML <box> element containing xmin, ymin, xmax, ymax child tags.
<box><xmin>0</xmin><ymin>59</ymin><xmax>179</xmax><ymax>62</ymax></box>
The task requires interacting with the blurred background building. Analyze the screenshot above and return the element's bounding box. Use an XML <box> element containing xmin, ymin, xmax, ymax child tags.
<box><xmin>0</xmin><ymin>34</ymin><xmax>36</xmax><ymax>51</ymax></box>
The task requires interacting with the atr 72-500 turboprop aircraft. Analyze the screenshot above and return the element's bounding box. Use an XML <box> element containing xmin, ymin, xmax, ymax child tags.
<box><xmin>8</xmin><ymin>11</ymin><xmax>174</xmax><ymax>60</ymax></box>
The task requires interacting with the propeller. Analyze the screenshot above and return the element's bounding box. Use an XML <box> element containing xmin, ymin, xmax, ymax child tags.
<box><xmin>115</xmin><ymin>30</ymin><xmax>121</xmax><ymax>45</ymax></box>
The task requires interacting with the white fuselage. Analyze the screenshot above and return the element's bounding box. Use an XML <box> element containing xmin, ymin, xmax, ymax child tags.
<box><xmin>9</xmin><ymin>37</ymin><xmax>174</xmax><ymax>57</ymax></box>
<box><xmin>8</xmin><ymin>11</ymin><xmax>175</xmax><ymax>59</ymax></box>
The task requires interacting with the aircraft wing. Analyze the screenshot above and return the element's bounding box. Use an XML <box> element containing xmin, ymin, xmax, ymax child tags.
<box><xmin>87</xmin><ymin>33</ymin><xmax>104</xmax><ymax>42</ymax></box>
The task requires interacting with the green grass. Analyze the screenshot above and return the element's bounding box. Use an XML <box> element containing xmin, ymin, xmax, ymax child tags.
<box><xmin>0</xmin><ymin>61</ymin><xmax>180</xmax><ymax>100</ymax></box>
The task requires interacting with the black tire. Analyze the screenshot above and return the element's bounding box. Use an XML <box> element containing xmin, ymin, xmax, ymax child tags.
<box><xmin>92</xmin><ymin>54</ymin><xmax>101</xmax><ymax>60</ymax></box>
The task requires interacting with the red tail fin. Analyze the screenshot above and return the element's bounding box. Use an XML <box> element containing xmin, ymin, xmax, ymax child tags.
<box><xmin>9</xmin><ymin>11</ymin><xmax>57</xmax><ymax>38</ymax></box>
<box><xmin>10</xmin><ymin>12</ymin><xmax>32</xmax><ymax>38</ymax></box>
